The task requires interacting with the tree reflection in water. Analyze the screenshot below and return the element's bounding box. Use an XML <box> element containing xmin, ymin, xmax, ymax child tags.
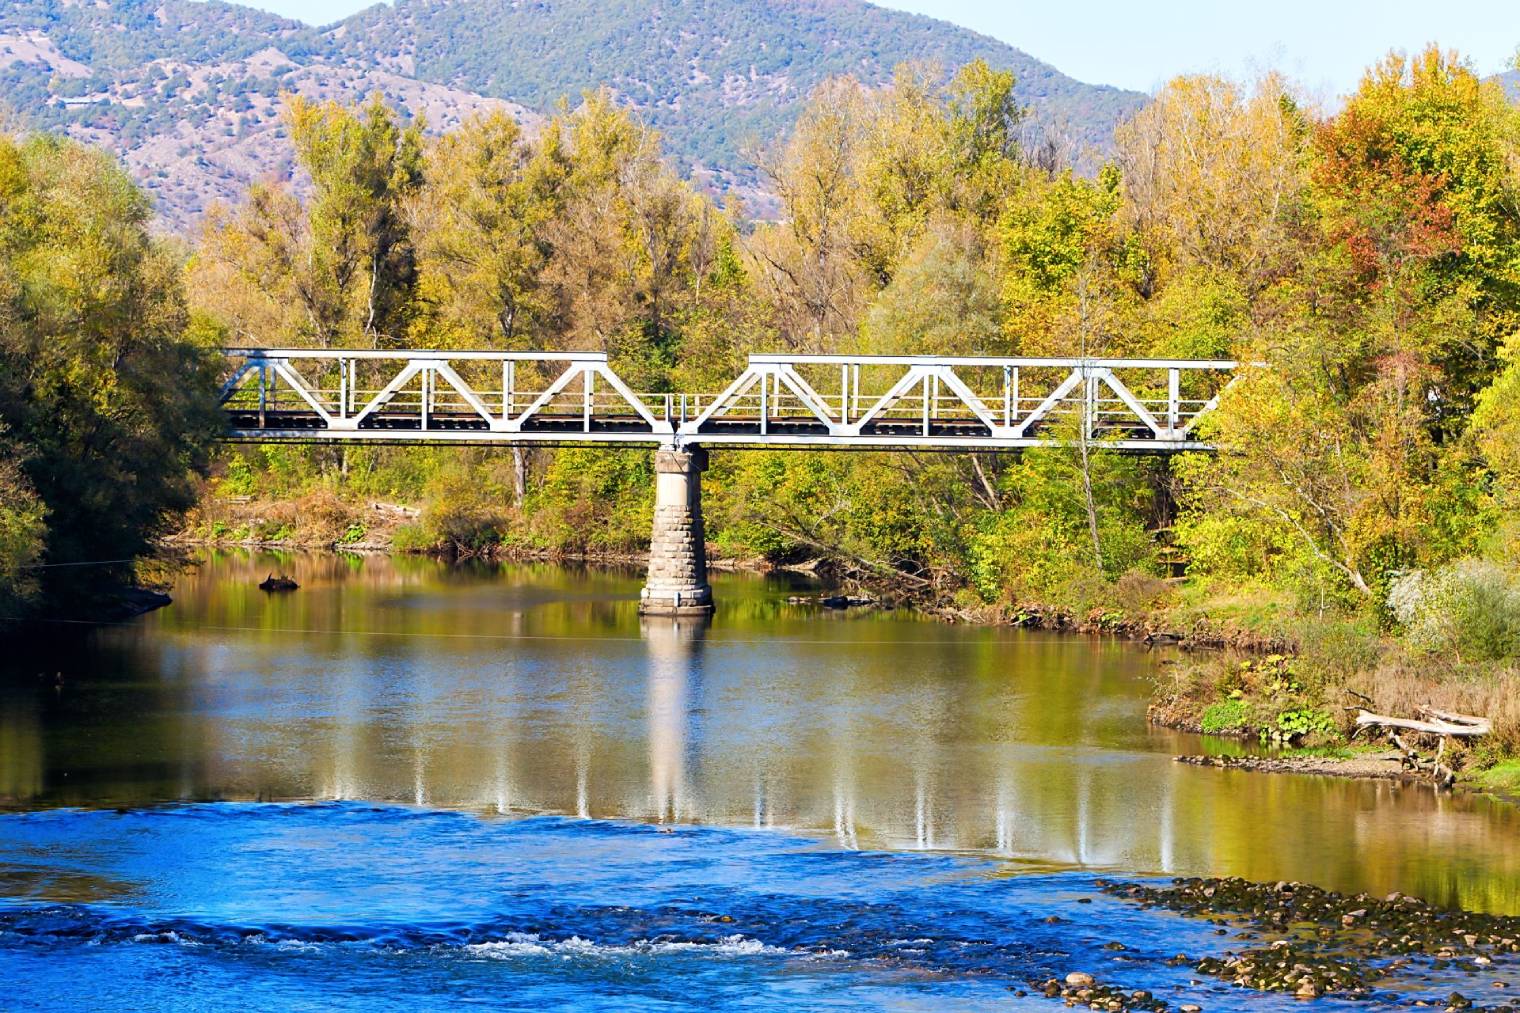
<box><xmin>1</xmin><ymin>550</ymin><xmax>1519</xmax><ymax>913</ymax></box>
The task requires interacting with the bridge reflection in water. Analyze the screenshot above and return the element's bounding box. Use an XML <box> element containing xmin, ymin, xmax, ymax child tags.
<box><xmin>3</xmin><ymin>552</ymin><xmax>1520</xmax><ymax>913</ymax></box>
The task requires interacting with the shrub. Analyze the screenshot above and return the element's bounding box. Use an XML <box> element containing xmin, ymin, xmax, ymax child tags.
<box><xmin>1200</xmin><ymin>698</ymin><xmax>1250</xmax><ymax>734</ymax></box>
<box><xmin>420</xmin><ymin>469</ymin><xmax>510</xmax><ymax>554</ymax></box>
<box><xmin>390</xmin><ymin>522</ymin><xmax>436</xmax><ymax>554</ymax></box>
<box><xmin>296</xmin><ymin>488</ymin><xmax>359</xmax><ymax>546</ymax></box>
<box><xmin>1112</xmin><ymin>569</ymin><xmax>1171</xmax><ymax>615</ymax></box>
<box><xmin>1389</xmin><ymin>560</ymin><xmax>1520</xmax><ymax>661</ymax></box>
<box><xmin>1267</xmin><ymin>707</ymin><xmax>1336</xmax><ymax>745</ymax></box>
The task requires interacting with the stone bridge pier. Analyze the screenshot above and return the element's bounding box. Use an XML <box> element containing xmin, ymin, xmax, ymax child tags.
<box><xmin>639</xmin><ymin>446</ymin><xmax>714</xmax><ymax>616</ymax></box>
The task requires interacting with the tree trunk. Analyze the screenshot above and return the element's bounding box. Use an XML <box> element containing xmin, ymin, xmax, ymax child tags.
<box><xmin>512</xmin><ymin>446</ymin><xmax>528</xmax><ymax>506</ymax></box>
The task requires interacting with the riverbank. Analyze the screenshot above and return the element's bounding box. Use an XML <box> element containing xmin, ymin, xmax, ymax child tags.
<box><xmin>1174</xmin><ymin>749</ymin><xmax>1415</xmax><ymax>782</ymax></box>
<box><xmin>0</xmin><ymin>586</ymin><xmax>172</xmax><ymax>638</ymax></box>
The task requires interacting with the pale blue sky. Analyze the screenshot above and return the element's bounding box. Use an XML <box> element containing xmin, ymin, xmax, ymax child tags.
<box><xmin>242</xmin><ymin>0</ymin><xmax>1517</xmax><ymax>98</ymax></box>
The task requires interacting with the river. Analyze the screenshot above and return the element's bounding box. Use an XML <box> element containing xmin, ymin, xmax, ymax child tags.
<box><xmin>0</xmin><ymin>552</ymin><xmax>1516</xmax><ymax>1010</ymax></box>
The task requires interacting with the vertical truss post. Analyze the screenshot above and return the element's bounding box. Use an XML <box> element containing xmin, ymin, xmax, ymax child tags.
<box><xmin>257</xmin><ymin>364</ymin><xmax>267</xmax><ymax>428</ymax></box>
<box><xmin>1167</xmin><ymin>368</ymin><xmax>1180</xmax><ymax>438</ymax></box>
<box><xmin>840</xmin><ymin>364</ymin><xmax>849</xmax><ymax>424</ymax></box>
<box><xmin>921</xmin><ymin>373</ymin><xmax>931</xmax><ymax>436</ymax></box>
<box><xmin>583</xmin><ymin>368</ymin><xmax>595</xmax><ymax>432</ymax></box>
<box><xmin>348</xmin><ymin>358</ymin><xmax>357</xmax><ymax>416</ymax></box>
<box><xmin>421</xmin><ymin>366</ymin><xmax>431</xmax><ymax>431</ymax></box>
<box><xmin>759</xmin><ymin>366</ymin><xmax>769</xmax><ymax>436</ymax></box>
<box><xmin>1002</xmin><ymin>365</ymin><xmax>1012</xmax><ymax>428</ymax></box>
<box><xmin>851</xmin><ymin>365</ymin><xmax>860</xmax><ymax>422</ymax></box>
<box><xmin>338</xmin><ymin>357</ymin><xmax>347</xmax><ymax>421</ymax></box>
<box><xmin>503</xmin><ymin>360</ymin><xmax>514</xmax><ymax>424</ymax></box>
<box><xmin>1084</xmin><ymin>369</ymin><xmax>1097</xmax><ymax>440</ymax></box>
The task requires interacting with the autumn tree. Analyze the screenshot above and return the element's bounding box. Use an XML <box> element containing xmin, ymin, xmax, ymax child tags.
<box><xmin>410</xmin><ymin>109</ymin><xmax>569</xmax><ymax>350</ymax></box>
<box><xmin>0</xmin><ymin>133</ymin><xmax>219</xmax><ymax>589</ymax></box>
<box><xmin>1176</xmin><ymin>49</ymin><xmax>1520</xmax><ymax>605</ymax></box>
<box><xmin>191</xmin><ymin>94</ymin><xmax>425</xmax><ymax>349</ymax></box>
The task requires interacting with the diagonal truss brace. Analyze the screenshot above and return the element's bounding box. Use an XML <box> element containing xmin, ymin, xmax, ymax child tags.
<box><xmin>217</xmin><ymin>349</ymin><xmax>1244</xmax><ymax>450</ymax></box>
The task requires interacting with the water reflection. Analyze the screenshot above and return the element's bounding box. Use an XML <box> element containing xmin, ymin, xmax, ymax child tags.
<box><xmin>1</xmin><ymin>550</ymin><xmax>1519</xmax><ymax>913</ymax></box>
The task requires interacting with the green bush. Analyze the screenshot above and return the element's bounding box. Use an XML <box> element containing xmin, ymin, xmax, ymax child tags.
<box><xmin>1200</xmin><ymin>699</ymin><xmax>1250</xmax><ymax>734</ymax></box>
<box><xmin>1390</xmin><ymin>560</ymin><xmax>1520</xmax><ymax>661</ymax></box>
<box><xmin>390</xmin><ymin>522</ymin><xmax>436</xmax><ymax>554</ymax></box>
<box><xmin>1267</xmin><ymin>707</ymin><xmax>1337</xmax><ymax>745</ymax></box>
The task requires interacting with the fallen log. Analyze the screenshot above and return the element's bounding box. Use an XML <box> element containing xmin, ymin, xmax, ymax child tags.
<box><xmin>1350</xmin><ymin>705</ymin><xmax>1491</xmax><ymax>789</ymax></box>
<box><xmin>1352</xmin><ymin>709</ymin><xmax>1491</xmax><ymax>738</ymax></box>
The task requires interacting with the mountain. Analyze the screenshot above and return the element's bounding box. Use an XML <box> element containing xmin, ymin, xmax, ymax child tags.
<box><xmin>1500</xmin><ymin>70</ymin><xmax>1520</xmax><ymax>101</ymax></box>
<box><xmin>0</xmin><ymin>0</ymin><xmax>1146</xmax><ymax>229</ymax></box>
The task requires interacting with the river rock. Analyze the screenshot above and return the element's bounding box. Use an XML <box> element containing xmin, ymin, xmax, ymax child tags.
<box><xmin>1065</xmin><ymin>972</ymin><xmax>1095</xmax><ymax>987</ymax></box>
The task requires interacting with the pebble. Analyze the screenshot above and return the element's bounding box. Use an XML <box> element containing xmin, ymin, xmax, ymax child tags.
<box><xmin>1101</xmin><ymin>874</ymin><xmax>1520</xmax><ymax>1003</ymax></box>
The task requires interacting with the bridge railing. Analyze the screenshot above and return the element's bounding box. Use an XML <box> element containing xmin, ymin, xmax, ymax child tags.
<box><xmin>218</xmin><ymin>348</ymin><xmax>1242</xmax><ymax>450</ymax></box>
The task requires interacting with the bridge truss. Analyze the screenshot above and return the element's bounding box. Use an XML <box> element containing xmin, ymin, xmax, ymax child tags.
<box><xmin>219</xmin><ymin>348</ymin><xmax>1241</xmax><ymax>451</ymax></box>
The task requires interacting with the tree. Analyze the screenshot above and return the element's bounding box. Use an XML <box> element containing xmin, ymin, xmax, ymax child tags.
<box><xmin>748</xmin><ymin>75</ymin><xmax>868</xmax><ymax>351</ymax></box>
<box><xmin>287</xmin><ymin>93</ymin><xmax>425</xmax><ymax>348</ymax></box>
<box><xmin>0</xmin><ymin>133</ymin><xmax>219</xmax><ymax>587</ymax></box>
<box><xmin>1115</xmin><ymin>74</ymin><xmax>1309</xmax><ymax>294</ymax></box>
<box><xmin>1174</xmin><ymin>50</ymin><xmax>1520</xmax><ymax>607</ymax></box>
<box><xmin>190</xmin><ymin>93</ymin><xmax>425</xmax><ymax>349</ymax></box>
<box><xmin>409</xmin><ymin>115</ymin><xmax>568</xmax><ymax>347</ymax></box>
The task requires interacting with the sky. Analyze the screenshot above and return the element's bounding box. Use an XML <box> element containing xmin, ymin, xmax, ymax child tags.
<box><xmin>242</xmin><ymin>0</ymin><xmax>1517</xmax><ymax>99</ymax></box>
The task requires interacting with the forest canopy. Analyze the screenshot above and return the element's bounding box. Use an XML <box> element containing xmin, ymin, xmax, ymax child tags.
<box><xmin>6</xmin><ymin>42</ymin><xmax>1520</xmax><ymax>693</ymax></box>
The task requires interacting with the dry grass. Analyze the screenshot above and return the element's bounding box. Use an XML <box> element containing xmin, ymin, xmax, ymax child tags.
<box><xmin>1346</xmin><ymin>654</ymin><xmax>1520</xmax><ymax>754</ymax></box>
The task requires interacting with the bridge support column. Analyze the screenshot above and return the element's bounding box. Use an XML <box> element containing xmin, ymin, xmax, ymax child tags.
<box><xmin>639</xmin><ymin>446</ymin><xmax>714</xmax><ymax>616</ymax></box>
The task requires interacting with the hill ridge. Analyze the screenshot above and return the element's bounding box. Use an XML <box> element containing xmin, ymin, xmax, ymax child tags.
<box><xmin>0</xmin><ymin>0</ymin><xmax>1146</xmax><ymax>228</ymax></box>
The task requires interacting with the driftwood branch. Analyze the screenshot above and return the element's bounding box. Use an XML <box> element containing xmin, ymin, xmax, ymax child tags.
<box><xmin>1353</xmin><ymin>709</ymin><xmax>1492</xmax><ymax>738</ymax></box>
<box><xmin>1350</xmin><ymin>704</ymin><xmax>1491</xmax><ymax>789</ymax></box>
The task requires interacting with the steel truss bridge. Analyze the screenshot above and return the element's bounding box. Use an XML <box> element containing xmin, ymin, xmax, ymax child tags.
<box><xmin>219</xmin><ymin>348</ymin><xmax>1241</xmax><ymax>451</ymax></box>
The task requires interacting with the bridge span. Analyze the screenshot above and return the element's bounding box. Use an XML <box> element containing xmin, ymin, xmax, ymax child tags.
<box><xmin>218</xmin><ymin>348</ymin><xmax>1242</xmax><ymax>615</ymax></box>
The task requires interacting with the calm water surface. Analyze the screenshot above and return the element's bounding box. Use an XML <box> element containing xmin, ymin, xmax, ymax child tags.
<box><xmin>0</xmin><ymin>552</ymin><xmax>1517</xmax><ymax>1010</ymax></box>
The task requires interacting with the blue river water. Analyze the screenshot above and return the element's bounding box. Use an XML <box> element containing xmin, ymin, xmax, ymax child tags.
<box><xmin>0</xmin><ymin>801</ymin><xmax>1480</xmax><ymax>1013</ymax></box>
<box><xmin>1</xmin><ymin>553</ymin><xmax>1518</xmax><ymax>1010</ymax></box>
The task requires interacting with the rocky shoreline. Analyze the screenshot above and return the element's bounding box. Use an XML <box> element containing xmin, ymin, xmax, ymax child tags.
<box><xmin>1087</xmin><ymin>876</ymin><xmax>1520</xmax><ymax>1011</ymax></box>
<box><xmin>1173</xmin><ymin>751</ymin><xmax>1417</xmax><ymax>782</ymax></box>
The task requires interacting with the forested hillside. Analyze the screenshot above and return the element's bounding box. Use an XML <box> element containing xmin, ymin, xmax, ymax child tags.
<box><xmin>0</xmin><ymin>0</ymin><xmax>1142</xmax><ymax>227</ymax></box>
<box><xmin>331</xmin><ymin>0</ymin><xmax>1142</xmax><ymax>174</ymax></box>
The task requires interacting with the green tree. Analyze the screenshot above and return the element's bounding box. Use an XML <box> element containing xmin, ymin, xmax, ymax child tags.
<box><xmin>191</xmin><ymin>94</ymin><xmax>425</xmax><ymax>349</ymax></box>
<box><xmin>0</xmin><ymin>133</ymin><xmax>219</xmax><ymax>586</ymax></box>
